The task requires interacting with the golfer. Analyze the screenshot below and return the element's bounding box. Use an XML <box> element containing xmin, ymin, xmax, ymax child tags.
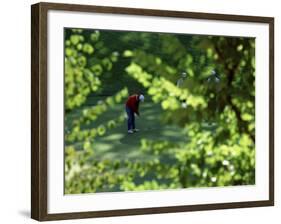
<box><xmin>125</xmin><ymin>94</ymin><xmax>145</xmax><ymax>134</ymax></box>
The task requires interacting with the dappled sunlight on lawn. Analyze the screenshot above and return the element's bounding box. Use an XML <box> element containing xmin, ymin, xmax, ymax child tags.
<box><xmin>90</xmin><ymin>101</ymin><xmax>187</xmax><ymax>161</ymax></box>
<box><xmin>64</xmin><ymin>28</ymin><xmax>256</xmax><ymax>193</ymax></box>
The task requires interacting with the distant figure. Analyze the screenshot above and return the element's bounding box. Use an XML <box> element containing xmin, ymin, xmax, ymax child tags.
<box><xmin>176</xmin><ymin>72</ymin><xmax>188</xmax><ymax>108</ymax></box>
<box><xmin>176</xmin><ymin>72</ymin><xmax>187</xmax><ymax>88</ymax></box>
<box><xmin>125</xmin><ymin>94</ymin><xmax>145</xmax><ymax>134</ymax></box>
<box><xmin>207</xmin><ymin>70</ymin><xmax>220</xmax><ymax>84</ymax></box>
<box><xmin>207</xmin><ymin>70</ymin><xmax>221</xmax><ymax>93</ymax></box>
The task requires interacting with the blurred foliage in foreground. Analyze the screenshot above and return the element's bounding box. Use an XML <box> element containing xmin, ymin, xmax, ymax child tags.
<box><xmin>64</xmin><ymin>28</ymin><xmax>255</xmax><ymax>194</ymax></box>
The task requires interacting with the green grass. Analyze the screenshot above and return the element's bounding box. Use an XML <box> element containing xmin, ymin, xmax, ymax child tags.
<box><xmin>65</xmin><ymin>98</ymin><xmax>188</xmax><ymax>163</ymax></box>
<box><xmin>65</xmin><ymin>96</ymin><xmax>222</xmax><ymax>192</ymax></box>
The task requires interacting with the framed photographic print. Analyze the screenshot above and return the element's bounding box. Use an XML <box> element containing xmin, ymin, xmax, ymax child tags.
<box><xmin>31</xmin><ymin>2</ymin><xmax>274</xmax><ymax>221</ymax></box>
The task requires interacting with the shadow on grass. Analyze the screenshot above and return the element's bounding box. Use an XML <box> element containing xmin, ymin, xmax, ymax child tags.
<box><xmin>66</xmin><ymin>99</ymin><xmax>188</xmax><ymax>161</ymax></box>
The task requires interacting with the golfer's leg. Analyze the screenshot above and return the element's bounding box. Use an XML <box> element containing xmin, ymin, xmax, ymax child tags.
<box><xmin>128</xmin><ymin>117</ymin><xmax>131</xmax><ymax>130</ymax></box>
<box><xmin>132</xmin><ymin>111</ymin><xmax>135</xmax><ymax>130</ymax></box>
<box><xmin>129</xmin><ymin>115</ymin><xmax>133</xmax><ymax>130</ymax></box>
<box><xmin>126</xmin><ymin>107</ymin><xmax>131</xmax><ymax>130</ymax></box>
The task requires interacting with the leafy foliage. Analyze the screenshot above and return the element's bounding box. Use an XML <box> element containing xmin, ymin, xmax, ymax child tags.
<box><xmin>64</xmin><ymin>29</ymin><xmax>255</xmax><ymax>194</ymax></box>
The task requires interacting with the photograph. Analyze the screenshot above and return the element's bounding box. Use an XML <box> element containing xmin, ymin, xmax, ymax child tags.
<box><xmin>64</xmin><ymin>28</ymin><xmax>256</xmax><ymax>194</ymax></box>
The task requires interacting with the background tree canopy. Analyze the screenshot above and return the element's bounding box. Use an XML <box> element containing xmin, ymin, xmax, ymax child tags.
<box><xmin>64</xmin><ymin>28</ymin><xmax>255</xmax><ymax>194</ymax></box>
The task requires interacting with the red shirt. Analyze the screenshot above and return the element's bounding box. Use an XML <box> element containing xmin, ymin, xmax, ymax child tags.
<box><xmin>125</xmin><ymin>95</ymin><xmax>139</xmax><ymax>115</ymax></box>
